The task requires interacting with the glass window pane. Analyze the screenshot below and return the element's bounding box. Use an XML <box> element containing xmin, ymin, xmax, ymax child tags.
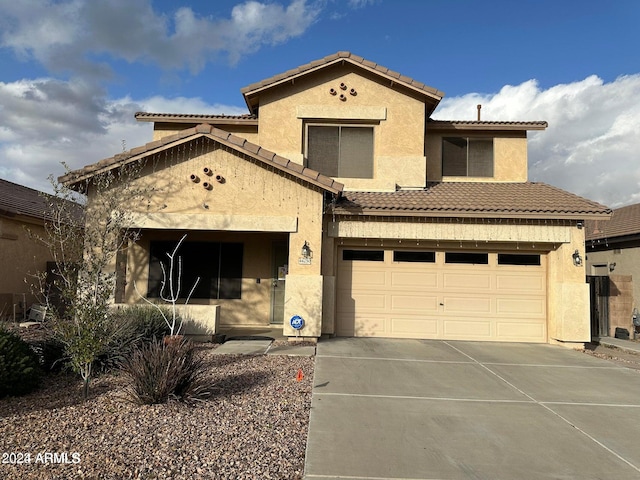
<box><xmin>445</xmin><ymin>252</ymin><xmax>489</xmax><ymax>264</ymax></box>
<box><xmin>219</xmin><ymin>243</ymin><xmax>243</xmax><ymax>299</ymax></box>
<box><xmin>393</xmin><ymin>251</ymin><xmax>435</xmax><ymax>263</ymax></box>
<box><xmin>307</xmin><ymin>126</ymin><xmax>339</xmax><ymax>177</ymax></box>
<box><xmin>498</xmin><ymin>254</ymin><xmax>541</xmax><ymax>266</ymax></box>
<box><xmin>442</xmin><ymin>137</ymin><xmax>467</xmax><ymax>176</ymax></box>
<box><xmin>468</xmin><ymin>139</ymin><xmax>493</xmax><ymax>177</ymax></box>
<box><xmin>342</xmin><ymin>250</ymin><xmax>384</xmax><ymax>261</ymax></box>
<box><xmin>339</xmin><ymin>127</ymin><xmax>374</xmax><ymax>178</ymax></box>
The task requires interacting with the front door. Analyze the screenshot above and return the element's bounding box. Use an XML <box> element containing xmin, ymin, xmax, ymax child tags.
<box><xmin>270</xmin><ymin>242</ymin><xmax>288</xmax><ymax>324</ymax></box>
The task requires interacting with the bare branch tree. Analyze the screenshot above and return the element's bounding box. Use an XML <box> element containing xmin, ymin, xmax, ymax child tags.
<box><xmin>134</xmin><ymin>234</ymin><xmax>200</xmax><ymax>337</ymax></box>
<box><xmin>30</xmin><ymin>161</ymin><xmax>152</xmax><ymax>399</ymax></box>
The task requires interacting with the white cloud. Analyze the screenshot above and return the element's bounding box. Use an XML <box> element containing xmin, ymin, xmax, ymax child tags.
<box><xmin>433</xmin><ymin>75</ymin><xmax>640</xmax><ymax>208</ymax></box>
<box><xmin>0</xmin><ymin>78</ymin><xmax>247</xmax><ymax>193</ymax></box>
<box><xmin>0</xmin><ymin>0</ymin><xmax>322</xmax><ymax>75</ymax></box>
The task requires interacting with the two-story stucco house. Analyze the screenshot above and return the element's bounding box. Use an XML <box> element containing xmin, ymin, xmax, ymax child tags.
<box><xmin>60</xmin><ymin>52</ymin><xmax>611</xmax><ymax>345</ymax></box>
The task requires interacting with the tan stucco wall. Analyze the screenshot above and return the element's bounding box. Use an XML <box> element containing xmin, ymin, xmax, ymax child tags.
<box><xmin>152</xmin><ymin>124</ymin><xmax>259</xmax><ymax>144</ymax></box>
<box><xmin>256</xmin><ymin>64</ymin><xmax>426</xmax><ymax>191</ymax></box>
<box><xmin>546</xmin><ymin>226</ymin><xmax>590</xmax><ymax>344</ymax></box>
<box><xmin>425</xmin><ymin>132</ymin><xmax>528</xmax><ymax>182</ymax></box>
<box><xmin>96</xmin><ymin>140</ymin><xmax>326</xmax><ymax>336</ymax></box>
<box><xmin>0</xmin><ymin>216</ymin><xmax>52</xmax><ymax>315</ymax></box>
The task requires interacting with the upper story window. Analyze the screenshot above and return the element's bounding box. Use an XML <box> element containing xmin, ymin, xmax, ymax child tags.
<box><xmin>306</xmin><ymin>124</ymin><xmax>374</xmax><ymax>178</ymax></box>
<box><xmin>442</xmin><ymin>137</ymin><xmax>493</xmax><ymax>177</ymax></box>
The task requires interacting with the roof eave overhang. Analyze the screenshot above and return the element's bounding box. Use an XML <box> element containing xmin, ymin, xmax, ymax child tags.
<box><xmin>135</xmin><ymin>113</ymin><xmax>258</xmax><ymax>127</ymax></box>
<box><xmin>331</xmin><ymin>210</ymin><xmax>612</xmax><ymax>220</ymax></box>
<box><xmin>242</xmin><ymin>58</ymin><xmax>444</xmax><ymax>116</ymax></box>
<box><xmin>428</xmin><ymin>121</ymin><xmax>548</xmax><ymax>131</ymax></box>
<box><xmin>61</xmin><ymin>132</ymin><xmax>343</xmax><ymax>196</ymax></box>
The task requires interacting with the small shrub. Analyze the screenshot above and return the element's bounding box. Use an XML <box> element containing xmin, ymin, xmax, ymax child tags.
<box><xmin>0</xmin><ymin>327</ymin><xmax>42</xmax><ymax>397</ymax></box>
<box><xmin>94</xmin><ymin>305</ymin><xmax>172</xmax><ymax>373</ymax></box>
<box><xmin>120</xmin><ymin>338</ymin><xmax>210</xmax><ymax>405</ymax></box>
<box><xmin>29</xmin><ymin>337</ymin><xmax>67</xmax><ymax>373</ymax></box>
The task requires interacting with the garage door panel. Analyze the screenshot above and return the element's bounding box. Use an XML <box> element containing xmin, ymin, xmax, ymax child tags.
<box><xmin>353</xmin><ymin>316</ymin><xmax>386</xmax><ymax>336</ymax></box>
<box><xmin>496</xmin><ymin>273</ymin><xmax>544</xmax><ymax>293</ymax></box>
<box><xmin>390</xmin><ymin>294</ymin><xmax>439</xmax><ymax>311</ymax></box>
<box><xmin>443</xmin><ymin>319</ymin><xmax>492</xmax><ymax>337</ymax></box>
<box><xmin>443</xmin><ymin>273</ymin><xmax>491</xmax><ymax>290</ymax></box>
<box><xmin>391</xmin><ymin>272</ymin><xmax>438</xmax><ymax>288</ymax></box>
<box><xmin>443</xmin><ymin>296</ymin><xmax>492</xmax><ymax>314</ymax></box>
<box><xmin>338</xmin><ymin>292</ymin><xmax>387</xmax><ymax>312</ymax></box>
<box><xmin>344</xmin><ymin>270</ymin><xmax>387</xmax><ymax>287</ymax></box>
<box><xmin>390</xmin><ymin>317</ymin><xmax>439</xmax><ymax>336</ymax></box>
<box><xmin>496</xmin><ymin>321</ymin><xmax>545</xmax><ymax>340</ymax></box>
<box><xmin>496</xmin><ymin>298</ymin><xmax>545</xmax><ymax>316</ymax></box>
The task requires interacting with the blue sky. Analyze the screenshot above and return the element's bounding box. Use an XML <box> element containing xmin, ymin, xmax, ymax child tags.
<box><xmin>1</xmin><ymin>0</ymin><xmax>639</xmax><ymax>207</ymax></box>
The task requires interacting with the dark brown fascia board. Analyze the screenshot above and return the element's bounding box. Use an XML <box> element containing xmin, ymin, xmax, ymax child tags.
<box><xmin>332</xmin><ymin>210</ymin><xmax>611</xmax><ymax>220</ymax></box>
<box><xmin>136</xmin><ymin>115</ymin><xmax>258</xmax><ymax>127</ymax></box>
<box><xmin>242</xmin><ymin>57</ymin><xmax>444</xmax><ymax>114</ymax></box>
<box><xmin>428</xmin><ymin>120</ymin><xmax>548</xmax><ymax>131</ymax></box>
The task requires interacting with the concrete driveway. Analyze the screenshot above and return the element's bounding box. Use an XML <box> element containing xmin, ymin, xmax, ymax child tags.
<box><xmin>304</xmin><ymin>338</ymin><xmax>640</xmax><ymax>479</ymax></box>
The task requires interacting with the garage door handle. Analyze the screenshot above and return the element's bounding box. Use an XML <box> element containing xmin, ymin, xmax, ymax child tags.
<box><xmin>439</xmin><ymin>302</ymin><xmax>444</xmax><ymax>306</ymax></box>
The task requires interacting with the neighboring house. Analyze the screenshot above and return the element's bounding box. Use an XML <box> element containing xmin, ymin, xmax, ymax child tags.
<box><xmin>586</xmin><ymin>203</ymin><xmax>640</xmax><ymax>336</ymax></box>
<box><xmin>60</xmin><ymin>51</ymin><xmax>611</xmax><ymax>345</ymax></box>
<box><xmin>0</xmin><ymin>178</ymin><xmax>82</xmax><ymax>320</ymax></box>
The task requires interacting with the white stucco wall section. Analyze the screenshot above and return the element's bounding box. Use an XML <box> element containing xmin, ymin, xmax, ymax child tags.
<box><xmin>128</xmin><ymin>212</ymin><xmax>298</xmax><ymax>232</ymax></box>
<box><xmin>328</xmin><ymin>220</ymin><xmax>571</xmax><ymax>243</ymax></box>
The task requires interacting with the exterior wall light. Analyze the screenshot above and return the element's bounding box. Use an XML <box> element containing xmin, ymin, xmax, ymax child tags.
<box><xmin>572</xmin><ymin>249</ymin><xmax>583</xmax><ymax>267</ymax></box>
<box><xmin>301</xmin><ymin>241</ymin><xmax>313</xmax><ymax>259</ymax></box>
<box><xmin>609</xmin><ymin>262</ymin><xmax>616</xmax><ymax>272</ymax></box>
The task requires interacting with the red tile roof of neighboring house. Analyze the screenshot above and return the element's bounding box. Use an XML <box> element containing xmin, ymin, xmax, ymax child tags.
<box><xmin>59</xmin><ymin>124</ymin><xmax>344</xmax><ymax>195</ymax></box>
<box><xmin>0</xmin><ymin>178</ymin><xmax>84</xmax><ymax>224</ymax></box>
<box><xmin>585</xmin><ymin>203</ymin><xmax>640</xmax><ymax>240</ymax></box>
<box><xmin>241</xmin><ymin>51</ymin><xmax>445</xmax><ymax>116</ymax></box>
<box><xmin>332</xmin><ymin>183</ymin><xmax>611</xmax><ymax>220</ymax></box>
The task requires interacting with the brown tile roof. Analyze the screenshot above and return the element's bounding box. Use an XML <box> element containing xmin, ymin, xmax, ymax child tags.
<box><xmin>59</xmin><ymin>124</ymin><xmax>343</xmax><ymax>195</ymax></box>
<box><xmin>585</xmin><ymin>203</ymin><xmax>640</xmax><ymax>240</ymax></box>
<box><xmin>241</xmin><ymin>51</ymin><xmax>445</xmax><ymax>115</ymax></box>
<box><xmin>0</xmin><ymin>178</ymin><xmax>84</xmax><ymax>224</ymax></box>
<box><xmin>428</xmin><ymin>120</ymin><xmax>548</xmax><ymax>131</ymax></box>
<box><xmin>135</xmin><ymin>112</ymin><xmax>257</xmax><ymax>125</ymax></box>
<box><xmin>331</xmin><ymin>183</ymin><xmax>611</xmax><ymax>220</ymax></box>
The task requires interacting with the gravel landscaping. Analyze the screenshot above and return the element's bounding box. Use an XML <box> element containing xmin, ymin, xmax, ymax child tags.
<box><xmin>0</xmin><ymin>343</ymin><xmax>314</xmax><ymax>480</ymax></box>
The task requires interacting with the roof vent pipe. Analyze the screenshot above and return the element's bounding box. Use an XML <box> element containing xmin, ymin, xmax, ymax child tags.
<box><xmin>477</xmin><ymin>104</ymin><xmax>482</xmax><ymax>121</ymax></box>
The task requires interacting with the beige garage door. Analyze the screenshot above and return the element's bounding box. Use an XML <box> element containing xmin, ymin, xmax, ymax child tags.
<box><xmin>336</xmin><ymin>248</ymin><xmax>547</xmax><ymax>342</ymax></box>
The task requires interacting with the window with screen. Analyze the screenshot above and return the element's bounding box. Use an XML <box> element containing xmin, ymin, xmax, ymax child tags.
<box><xmin>307</xmin><ymin>125</ymin><xmax>374</xmax><ymax>178</ymax></box>
<box><xmin>442</xmin><ymin>137</ymin><xmax>493</xmax><ymax>177</ymax></box>
<box><xmin>148</xmin><ymin>241</ymin><xmax>243</xmax><ymax>300</ymax></box>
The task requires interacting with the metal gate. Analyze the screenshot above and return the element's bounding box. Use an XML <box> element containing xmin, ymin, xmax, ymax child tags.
<box><xmin>588</xmin><ymin>275</ymin><xmax>609</xmax><ymax>339</ymax></box>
